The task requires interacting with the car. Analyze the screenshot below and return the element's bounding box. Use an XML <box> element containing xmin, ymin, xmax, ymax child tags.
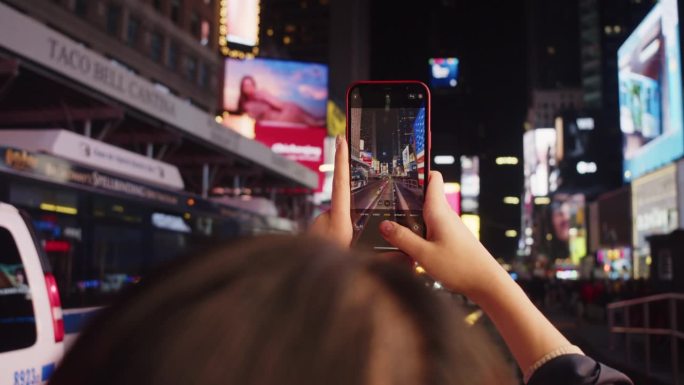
<box><xmin>351</xmin><ymin>168</ymin><xmax>368</xmax><ymax>190</ymax></box>
<box><xmin>0</xmin><ymin>202</ymin><xmax>64</xmax><ymax>385</ymax></box>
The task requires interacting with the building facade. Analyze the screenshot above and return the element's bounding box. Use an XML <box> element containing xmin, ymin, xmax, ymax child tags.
<box><xmin>578</xmin><ymin>0</ymin><xmax>655</xmax><ymax>113</ymax></box>
<box><xmin>3</xmin><ymin>0</ymin><xmax>222</xmax><ymax>112</ymax></box>
<box><xmin>258</xmin><ymin>0</ymin><xmax>330</xmax><ymax>63</ymax></box>
<box><xmin>527</xmin><ymin>88</ymin><xmax>585</xmax><ymax>129</ymax></box>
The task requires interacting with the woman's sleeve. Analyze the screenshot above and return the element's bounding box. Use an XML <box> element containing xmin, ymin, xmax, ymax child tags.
<box><xmin>527</xmin><ymin>354</ymin><xmax>633</xmax><ymax>385</ymax></box>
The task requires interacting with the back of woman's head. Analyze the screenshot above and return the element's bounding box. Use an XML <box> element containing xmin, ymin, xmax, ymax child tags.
<box><xmin>50</xmin><ymin>235</ymin><xmax>515</xmax><ymax>385</ymax></box>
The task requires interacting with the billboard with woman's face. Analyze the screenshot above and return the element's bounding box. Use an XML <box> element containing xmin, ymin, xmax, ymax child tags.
<box><xmin>223</xmin><ymin>58</ymin><xmax>328</xmax><ymax>130</ymax></box>
<box><xmin>618</xmin><ymin>0</ymin><xmax>684</xmax><ymax>181</ymax></box>
<box><xmin>536</xmin><ymin>194</ymin><xmax>587</xmax><ymax>265</ymax></box>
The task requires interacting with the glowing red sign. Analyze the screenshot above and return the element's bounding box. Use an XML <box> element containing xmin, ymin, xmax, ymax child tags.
<box><xmin>255</xmin><ymin>124</ymin><xmax>326</xmax><ymax>192</ymax></box>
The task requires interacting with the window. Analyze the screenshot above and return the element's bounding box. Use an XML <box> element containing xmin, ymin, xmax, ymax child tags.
<box><xmin>127</xmin><ymin>16</ymin><xmax>140</xmax><ymax>46</ymax></box>
<box><xmin>198</xmin><ymin>62</ymin><xmax>209</xmax><ymax>88</ymax></box>
<box><xmin>170</xmin><ymin>0</ymin><xmax>182</xmax><ymax>24</ymax></box>
<box><xmin>85</xmin><ymin>197</ymin><xmax>145</xmax><ymax>306</ymax></box>
<box><xmin>200</xmin><ymin>20</ymin><xmax>210</xmax><ymax>46</ymax></box>
<box><xmin>0</xmin><ymin>226</ymin><xmax>37</xmax><ymax>353</ymax></box>
<box><xmin>185</xmin><ymin>56</ymin><xmax>197</xmax><ymax>80</ymax></box>
<box><xmin>167</xmin><ymin>40</ymin><xmax>178</xmax><ymax>70</ymax></box>
<box><xmin>106</xmin><ymin>4</ymin><xmax>122</xmax><ymax>36</ymax></box>
<box><xmin>150</xmin><ymin>32</ymin><xmax>163</xmax><ymax>62</ymax></box>
<box><xmin>190</xmin><ymin>11</ymin><xmax>200</xmax><ymax>38</ymax></box>
<box><xmin>74</xmin><ymin>0</ymin><xmax>88</xmax><ymax>17</ymax></box>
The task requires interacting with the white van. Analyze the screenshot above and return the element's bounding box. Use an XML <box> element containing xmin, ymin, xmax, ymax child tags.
<box><xmin>0</xmin><ymin>203</ymin><xmax>64</xmax><ymax>385</ymax></box>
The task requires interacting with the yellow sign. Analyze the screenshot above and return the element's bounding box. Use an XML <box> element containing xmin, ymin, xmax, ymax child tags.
<box><xmin>327</xmin><ymin>100</ymin><xmax>346</xmax><ymax>137</ymax></box>
<box><xmin>461</xmin><ymin>214</ymin><xmax>480</xmax><ymax>240</ymax></box>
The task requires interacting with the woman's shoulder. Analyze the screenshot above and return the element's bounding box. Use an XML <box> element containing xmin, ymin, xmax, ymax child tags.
<box><xmin>527</xmin><ymin>354</ymin><xmax>633</xmax><ymax>385</ymax></box>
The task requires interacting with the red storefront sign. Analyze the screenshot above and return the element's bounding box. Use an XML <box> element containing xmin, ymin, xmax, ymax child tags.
<box><xmin>255</xmin><ymin>123</ymin><xmax>326</xmax><ymax>192</ymax></box>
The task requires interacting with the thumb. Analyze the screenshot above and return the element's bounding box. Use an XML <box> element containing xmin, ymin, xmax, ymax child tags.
<box><xmin>379</xmin><ymin>221</ymin><xmax>431</xmax><ymax>261</ymax></box>
<box><xmin>425</xmin><ymin>171</ymin><xmax>449</xmax><ymax>211</ymax></box>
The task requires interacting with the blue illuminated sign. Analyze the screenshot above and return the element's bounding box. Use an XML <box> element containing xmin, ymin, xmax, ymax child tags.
<box><xmin>618</xmin><ymin>0</ymin><xmax>684</xmax><ymax>181</ymax></box>
<box><xmin>429</xmin><ymin>58</ymin><xmax>459</xmax><ymax>88</ymax></box>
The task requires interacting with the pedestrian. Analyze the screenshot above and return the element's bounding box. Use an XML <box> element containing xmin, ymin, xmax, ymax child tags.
<box><xmin>49</xmin><ymin>137</ymin><xmax>632</xmax><ymax>385</ymax></box>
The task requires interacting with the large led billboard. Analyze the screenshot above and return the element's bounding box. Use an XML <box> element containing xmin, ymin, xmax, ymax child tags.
<box><xmin>618</xmin><ymin>0</ymin><xmax>684</xmax><ymax>181</ymax></box>
<box><xmin>537</xmin><ymin>193</ymin><xmax>587</xmax><ymax>265</ymax></box>
<box><xmin>428</xmin><ymin>58</ymin><xmax>459</xmax><ymax>88</ymax></box>
<box><xmin>254</xmin><ymin>124</ymin><xmax>325</xmax><ymax>192</ymax></box>
<box><xmin>460</xmin><ymin>156</ymin><xmax>479</xmax><ymax>213</ymax></box>
<box><xmin>223</xmin><ymin>58</ymin><xmax>328</xmax><ymax>132</ymax></box>
<box><xmin>523</xmin><ymin>128</ymin><xmax>557</xmax><ymax>197</ymax></box>
<box><xmin>225</xmin><ymin>0</ymin><xmax>259</xmax><ymax>46</ymax></box>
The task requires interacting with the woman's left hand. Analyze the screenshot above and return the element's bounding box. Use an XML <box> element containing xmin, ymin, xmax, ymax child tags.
<box><xmin>309</xmin><ymin>135</ymin><xmax>353</xmax><ymax>247</ymax></box>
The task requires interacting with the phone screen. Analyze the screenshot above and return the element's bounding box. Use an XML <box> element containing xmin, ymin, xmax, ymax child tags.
<box><xmin>347</xmin><ymin>82</ymin><xmax>429</xmax><ymax>250</ymax></box>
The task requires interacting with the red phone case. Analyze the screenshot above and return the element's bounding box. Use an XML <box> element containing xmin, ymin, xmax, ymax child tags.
<box><xmin>345</xmin><ymin>80</ymin><xmax>432</xmax><ymax>187</ymax></box>
<box><xmin>345</xmin><ymin>81</ymin><xmax>431</xmax><ymax>246</ymax></box>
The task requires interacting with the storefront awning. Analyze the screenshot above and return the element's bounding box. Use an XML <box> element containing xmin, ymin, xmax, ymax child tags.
<box><xmin>0</xmin><ymin>2</ymin><xmax>318</xmax><ymax>190</ymax></box>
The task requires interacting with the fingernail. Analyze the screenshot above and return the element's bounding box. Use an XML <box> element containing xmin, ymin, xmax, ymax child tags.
<box><xmin>336</xmin><ymin>135</ymin><xmax>343</xmax><ymax>147</ymax></box>
<box><xmin>379</xmin><ymin>221</ymin><xmax>394</xmax><ymax>236</ymax></box>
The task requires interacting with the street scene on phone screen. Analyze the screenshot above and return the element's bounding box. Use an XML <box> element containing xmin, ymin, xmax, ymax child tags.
<box><xmin>350</xmin><ymin>106</ymin><xmax>426</xmax><ymax>246</ymax></box>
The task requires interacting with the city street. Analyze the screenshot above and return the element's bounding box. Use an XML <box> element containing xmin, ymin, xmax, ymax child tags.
<box><xmin>352</xmin><ymin>176</ymin><xmax>424</xmax><ymax>246</ymax></box>
<box><xmin>352</xmin><ymin>177</ymin><xmax>423</xmax><ymax>213</ymax></box>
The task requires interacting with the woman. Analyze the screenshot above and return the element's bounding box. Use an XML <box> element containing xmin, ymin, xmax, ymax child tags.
<box><xmin>237</xmin><ymin>76</ymin><xmax>326</xmax><ymax>127</ymax></box>
<box><xmin>49</xmin><ymin>136</ymin><xmax>631</xmax><ymax>385</ymax></box>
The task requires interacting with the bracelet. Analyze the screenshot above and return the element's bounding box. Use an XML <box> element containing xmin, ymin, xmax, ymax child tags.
<box><xmin>523</xmin><ymin>345</ymin><xmax>584</xmax><ymax>383</ymax></box>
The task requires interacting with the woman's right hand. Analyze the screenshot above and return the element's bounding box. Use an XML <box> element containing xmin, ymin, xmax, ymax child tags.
<box><xmin>382</xmin><ymin>172</ymin><xmax>585</xmax><ymax>377</ymax></box>
<box><xmin>379</xmin><ymin>171</ymin><xmax>507</xmax><ymax>300</ymax></box>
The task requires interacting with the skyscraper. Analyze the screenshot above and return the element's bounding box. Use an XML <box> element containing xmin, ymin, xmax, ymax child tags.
<box><xmin>579</xmin><ymin>0</ymin><xmax>655</xmax><ymax>114</ymax></box>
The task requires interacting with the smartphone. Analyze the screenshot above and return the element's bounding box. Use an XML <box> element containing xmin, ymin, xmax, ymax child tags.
<box><xmin>346</xmin><ymin>81</ymin><xmax>431</xmax><ymax>251</ymax></box>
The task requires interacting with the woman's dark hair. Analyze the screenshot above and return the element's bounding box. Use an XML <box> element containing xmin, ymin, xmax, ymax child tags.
<box><xmin>49</xmin><ymin>235</ymin><xmax>515</xmax><ymax>385</ymax></box>
<box><xmin>236</xmin><ymin>75</ymin><xmax>256</xmax><ymax>114</ymax></box>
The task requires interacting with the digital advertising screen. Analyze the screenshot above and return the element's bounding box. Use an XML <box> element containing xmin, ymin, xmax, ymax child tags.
<box><xmin>254</xmin><ymin>124</ymin><xmax>326</xmax><ymax>192</ymax></box>
<box><xmin>537</xmin><ymin>193</ymin><xmax>587</xmax><ymax>265</ymax></box>
<box><xmin>444</xmin><ymin>182</ymin><xmax>461</xmax><ymax>215</ymax></box>
<box><xmin>429</xmin><ymin>57</ymin><xmax>459</xmax><ymax>88</ymax></box>
<box><xmin>460</xmin><ymin>156</ymin><xmax>479</xmax><ymax>214</ymax></box>
<box><xmin>223</xmin><ymin>58</ymin><xmax>328</xmax><ymax>131</ymax></box>
<box><xmin>224</xmin><ymin>0</ymin><xmax>259</xmax><ymax>47</ymax></box>
<box><xmin>348</xmin><ymin>84</ymin><xmax>428</xmax><ymax>249</ymax></box>
<box><xmin>618</xmin><ymin>0</ymin><xmax>684</xmax><ymax>181</ymax></box>
<box><xmin>523</xmin><ymin>129</ymin><xmax>557</xmax><ymax>197</ymax></box>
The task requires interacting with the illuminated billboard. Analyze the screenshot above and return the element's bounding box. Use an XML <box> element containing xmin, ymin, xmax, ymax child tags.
<box><xmin>428</xmin><ymin>58</ymin><xmax>459</xmax><ymax>88</ymax></box>
<box><xmin>219</xmin><ymin>0</ymin><xmax>260</xmax><ymax>57</ymax></box>
<box><xmin>460</xmin><ymin>156</ymin><xmax>479</xmax><ymax>213</ymax></box>
<box><xmin>523</xmin><ymin>129</ymin><xmax>557</xmax><ymax>197</ymax></box>
<box><xmin>461</xmin><ymin>214</ymin><xmax>480</xmax><ymax>240</ymax></box>
<box><xmin>326</xmin><ymin>100</ymin><xmax>346</xmax><ymax>137</ymax></box>
<box><xmin>618</xmin><ymin>0</ymin><xmax>684</xmax><ymax>181</ymax></box>
<box><xmin>444</xmin><ymin>182</ymin><xmax>461</xmax><ymax>215</ymax></box>
<box><xmin>254</xmin><ymin>124</ymin><xmax>325</xmax><ymax>192</ymax></box>
<box><xmin>223</xmin><ymin>58</ymin><xmax>328</xmax><ymax>134</ymax></box>
<box><xmin>537</xmin><ymin>193</ymin><xmax>587</xmax><ymax>264</ymax></box>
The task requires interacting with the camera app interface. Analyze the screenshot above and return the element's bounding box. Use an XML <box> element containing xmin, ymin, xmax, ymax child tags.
<box><xmin>350</xmin><ymin>88</ymin><xmax>426</xmax><ymax>250</ymax></box>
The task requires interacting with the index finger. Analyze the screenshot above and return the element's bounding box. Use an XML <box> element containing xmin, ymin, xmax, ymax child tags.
<box><xmin>331</xmin><ymin>135</ymin><xmax>351</xmax><ymax>221</ymax></box>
